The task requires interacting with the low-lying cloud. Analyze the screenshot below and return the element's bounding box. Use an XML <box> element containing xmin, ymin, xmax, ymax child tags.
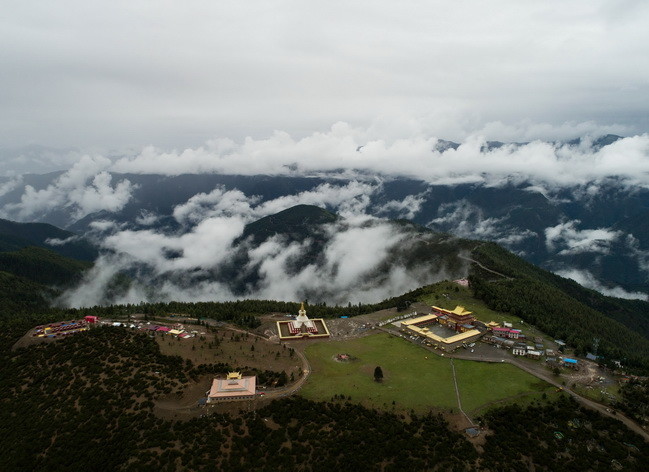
<box><xmin>428</xmin><ymin>199</ymin><xmax>537</xmax><ymax>248</ymax></box>
<box><xmin>2</xmin><ymin>124</ymin><xmax>649</xmax><ymax>226</ymax></box>
<box><xmin>0</xmin><ymin>155</ymin><xmax>135</xmax><ymax>222</ymax></box>
<box><xmin>555</xmin><ymin>269</ymin><xmax>648</xmax><ymax>301</ymax></box>
<box><xmin>58</xmin><ymin>189</ymin><xmax>465</xmax><ymax>308</ymax></box>
<box><xmin>106</xmin><ymin>125</ymin><xmax>649</xmax><ymax>189</ymax></box>
<box><xmin>545</xmin><ymin>220</ymin><xmax>621</xmax><ymax>255</ymax></box>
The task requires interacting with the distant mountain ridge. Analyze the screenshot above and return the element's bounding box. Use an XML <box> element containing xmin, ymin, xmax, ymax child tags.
<box><xmin>0</xmin><ymin>133</ymin><xmax>646</xmax><ymax>298</ymax></box>
<box><xmin>0</xmin><ymin>218</ymin><xmax>97</xmax><ymax>261</ymax></box>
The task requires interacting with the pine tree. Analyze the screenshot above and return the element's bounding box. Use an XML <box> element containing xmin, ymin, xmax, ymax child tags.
<box><xmin>374</xmin><ymin>366</ymin><xmax>383</xmax><ymax>382</ymax></box>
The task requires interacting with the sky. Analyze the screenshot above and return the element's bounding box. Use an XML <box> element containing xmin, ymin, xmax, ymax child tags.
<box><xmin>2</xmin><ymin>1</ymin><xmax>649</xmax><ymax>304</ymax></box>
<box><xmin>2</xmin><ymin>0</ymin><xmax>649</xmax><ymax>153</ymax></box>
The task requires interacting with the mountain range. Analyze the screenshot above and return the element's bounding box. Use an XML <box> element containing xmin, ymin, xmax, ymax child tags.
<box><xmin>0</xmin><ymin>136</ymin><xmax>647</xmax><ymax>300</ymax></box>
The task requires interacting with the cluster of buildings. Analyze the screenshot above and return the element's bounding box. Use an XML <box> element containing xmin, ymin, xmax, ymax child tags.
<box><xmin>31</xmin><ymin>318</ymin><xmax>93</xmax><ymax>338</ymax></box>
<box><xmin>205</xmin><ymin>302</ymin><xmax>332</xmax><ymax>404</ymax></box>
<box><xmin>400</xmin><ymin>306</ymin><xmax>482</xmax><ymax>352</ymax></box>
<box><xmin>546</xmin><ymin>356</ymin><xmax>580</xmax><ymax>370</ymax></box>
<box><xmin>399</xmin><ymin>305</ymin><xmax>579</xmax><ymax>370</ymax></box>
<box><xmin>491</xmin><ymin>327</ymin><xmax>523</xmax><ymax>339</ymax></box>
<box><xmin>138</xmin><ymin>323</ymin><xmax>195</xmax><ymax>339</ymax></box>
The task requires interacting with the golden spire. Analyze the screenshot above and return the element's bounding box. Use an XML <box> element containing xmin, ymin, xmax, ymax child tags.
<box><xmin>300</xmin><ymin>301</ymin><xmax>305</xmax><ymax>311</ymax></box>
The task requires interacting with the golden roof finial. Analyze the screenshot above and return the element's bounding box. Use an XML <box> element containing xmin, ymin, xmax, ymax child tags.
<box><xmin>300</xmin><ymin>301</ymin><xmax>305</xmax><ymax>311</ymax></box>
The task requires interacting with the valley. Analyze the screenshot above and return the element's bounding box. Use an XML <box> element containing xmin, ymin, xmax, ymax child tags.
<box><xmin>1</xmin><ymin>202</ymin><xmax>649</xmax><ymax>470</ymax></box>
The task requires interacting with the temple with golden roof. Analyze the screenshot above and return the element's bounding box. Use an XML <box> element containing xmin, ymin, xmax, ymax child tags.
<box><xmin>432</xmin><ymin>305</ymin><xmax>476</xmax><ymax>332</ymax></box>
<box><xmin>206</xmin><ymin>372</ymin><xmax>256</xmax><ymax>402</ymax></box>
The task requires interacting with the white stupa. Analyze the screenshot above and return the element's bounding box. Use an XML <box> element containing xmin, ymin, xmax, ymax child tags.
<box><xmin>276</xmin><ymin>301</ymin><xmax>330</xmax><ymax>339</ymax></box>
<box><xmin>293</xmin><ymin>302</ymin><xmax>314</xmax><ymax>329</ymax></box>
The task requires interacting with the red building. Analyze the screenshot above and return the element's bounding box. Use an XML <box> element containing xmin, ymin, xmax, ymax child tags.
<box><xmin>84</xmin><ymin>316</ymin><xmax>98</xmax><ymax>324</ymax></box>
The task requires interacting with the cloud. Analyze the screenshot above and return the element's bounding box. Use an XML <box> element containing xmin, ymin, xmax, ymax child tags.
<box><xmin>105</xmin><ymin>126</ymin><xmax>649</xmax><ymax>191</ymax></box>
<box><xmin>376</xmin><ymin>193</ymin><xmax>427</xmax><ymax>220</ymax></box>
<box><xmin>624</xmin><ymin>234</ymin><xmax>649</xmax><ymax>275</ymax></box>
<box><xmin>428</xmin><ymin>199</ymin><xmax>537</xmax><ymax>247</ymax></box>
<box><xmin>555</xmin><ymin>269</ymin><xmax>648</xmax><ymax>301</ymax></box>
<box><xmin>2</xmin><ymin>2</ymin><xmax>649</xmax><ymax>149</ymax></box>
<box><xmin>172</xmin><ymin>180</ymin><xmax>379</xmax><ymax>226</ymax></box>
<box><xmin>545</xmin><ymin>220</ymin><xmax>621</xmax><ymax>255</ymax></box>
<box><xmin>135</xmin><ymin>210</ymin><xmax>160</xmax><ymax>227</ymax></box>
<box><xmin>45</xmin><ymin>236</ymin><xmax>80</xmax><ymax>247</ymax></box>
<box><xmin>58</xmin><ymin>192</ymin><xmax>465</xmax><ymax>307</ymax></box>
<box><xmin>101</xmin><ymin>216</ymin><xmax>246</xmax><ymax>274</ymax></box>
<box><xmin>0</xmin><ymin>176</ymin><xmax>22</xmax><ymax>197</ymax></box>
<box><xmin>0</xmin><ymin>155</ymin><xmax>135</xmax><ymax>222</ymax></box>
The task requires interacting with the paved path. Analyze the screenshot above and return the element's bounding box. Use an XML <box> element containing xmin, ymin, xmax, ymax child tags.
<box><xmin>262</xmin><ymin>347</ymin><xmax>311</xmax><ymax>399</ymax></box>
<box><xmin>450</xmin><ymin>358</ymin><xmax>475</xmax><ymax>427</ymax></box>
<box><xmin>458</xmin><ymin>254</ymin><xmax>511</xmax><ymax>280</ymax></box>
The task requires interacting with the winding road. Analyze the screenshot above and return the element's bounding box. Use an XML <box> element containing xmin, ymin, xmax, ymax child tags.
<box><xmin>382</xmin><ymin>324</ymin><xmax>649</xmax><ymax>442</ymax></box>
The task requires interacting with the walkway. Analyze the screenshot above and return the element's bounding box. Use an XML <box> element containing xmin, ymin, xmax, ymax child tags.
<box><xmin>450</xmin><ymin>358</ymin><xmax>475</xmax><ymax>427</ymax></box>
<box><xmin>458</xmin><ymin>254</ymin><xmax>511</xmax><ymax>280</ymax></box>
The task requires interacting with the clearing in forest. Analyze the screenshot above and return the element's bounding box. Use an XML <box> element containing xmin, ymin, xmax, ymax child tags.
<box><xmin>301</xmin><ymin>332</ymin><xmax>553</xmax><ymax>413</ymax></box>
<box><xmin>155</xmin><ymin>330</ymin><xmax>301</xmax><ymax>378</ymax></box>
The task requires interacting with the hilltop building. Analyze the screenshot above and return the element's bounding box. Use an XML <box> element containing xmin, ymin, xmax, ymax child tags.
<box><xmin>401</xmin><ymin>312</ymin><xmax>481</xmax><ymax>352</ymax></box>
<box><xmin>432</xmin><ymin>305</ymin><xmax>476</xmax><ymax>332</ymax></box>
<box><xmin>207</xmin><ymin>372</ymin><xmax>256</xmax><ymax>402</ymax></box>
<box><xmin>276</xmin><ymin>303</ymin><xmax>330</xmax><ymax>341</ymax></box>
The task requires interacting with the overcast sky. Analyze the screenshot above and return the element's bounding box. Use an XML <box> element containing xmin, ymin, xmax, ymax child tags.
<box><xmin>1</xmin><ymin>0</ymin><xmax>649</xmax><ymax>152</ymax></box>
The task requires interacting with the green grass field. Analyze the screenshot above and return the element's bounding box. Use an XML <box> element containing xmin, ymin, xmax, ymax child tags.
<box><xmin>453</xmin><ymin>360</ymin><xmax>551</xmax><ymax>412</ymax></box>
<box><xmin>573</xmin><ymin>383</ymin><xmax>619</xmax><ymax>405</ymax></box>
<box><xmin>301</xmin><ymin>333</ymin><xmax>553</xmax><ymax>413</ymax></box>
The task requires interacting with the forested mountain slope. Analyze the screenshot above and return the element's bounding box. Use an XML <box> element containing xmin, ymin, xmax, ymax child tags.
<box><xmin>0</xmin><ymin>218</ymin><xmax>97</xmax><ymax>261</ymax></box>
<box><xmin>470</xmin><ymin>243</ymin><xmax>649</xmax><ymax>370</ymax></box>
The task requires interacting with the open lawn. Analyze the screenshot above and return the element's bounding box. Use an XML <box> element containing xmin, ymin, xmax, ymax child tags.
<box><xmin>573</xmin><ymin>383</ymin><xmax>620</xmax><ymax>405</ymax></box>
<box><xmin>301</xmin><ymin>332</ymin><xmax>457</xmax><ymax>411</ymax></box>
<box><xmin>301</xmin><ymin>332</ymin><xmax>552</xmax><ymax>414</ymax></box>
<box><xmin>453</xmin><ymin>360</ymin><xmax>553</xmax><ymax>412</ymax></box>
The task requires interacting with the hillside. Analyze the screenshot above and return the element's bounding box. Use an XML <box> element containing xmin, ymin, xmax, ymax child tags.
<box><xmin>0</xmin><ymin>246</ymin><xmax>91</xmax><ymax>287</ymax></box>
<box><xmin>0</xmin><ymin>219</ymin><xmax>94</xmax><ymax>316</ymax></box>
<box><xmin>469</xmin><ymin>243</ymin><xmax>649</xmax><ymax>370</ymax></box>
<box><xmin>1</xmin><ymin>305</ymin><xmax>648</xmax><ymax>470</ymax></box>
<box><xmin>240</xmin><ymin>204</ymin><xmax>338</xmax><ymax>244</ymax></box>
<box><xmin>0</xmin><ymin>218</ymin><xmax>97</xmax><ymax>261</ymax></box>
<box><xmin>0</xmin><ymin>271</ymin><xmax>55</xmax><ymax>318</ymax></box>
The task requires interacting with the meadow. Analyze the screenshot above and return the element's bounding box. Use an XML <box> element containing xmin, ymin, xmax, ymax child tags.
<box><xmin>301</xmin><ymin>332</ymin><xmax>553</xmax><ymax>414</ymax></box>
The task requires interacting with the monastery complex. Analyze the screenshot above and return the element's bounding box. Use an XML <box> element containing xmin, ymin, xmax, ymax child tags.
<box><xmin>401</xmin><ymin>305</ymin><xmax>482</xmax><ymax>351</ymax></box>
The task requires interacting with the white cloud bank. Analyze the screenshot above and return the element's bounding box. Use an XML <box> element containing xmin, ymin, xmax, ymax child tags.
<box><xmin>556</xmin><ymin>269</ymin><xmax>648</xmax><ymax>301</ymax></box>
<box><xmin>2</xmin><ymin>123</ymin><xmax>649</xmax><ymax>225</ymax></box>
<box><xmin>107</xmin><ymin>127</ymin><xmax>649</xmax><ymax>189</ymax></box>
<box><xmin>0</xmin><ymin>155</ymin><xmax>135</xmax><ymax>221</ymax></box>
<box><xmin>58</xmin><ymin>186</ymin><xmax>464</xmax><ymax>308</ymax></box>
<box><xmin>545</xmin><ymin>220</ymin><xmax>621</xmax><ymax>255</ymax></box>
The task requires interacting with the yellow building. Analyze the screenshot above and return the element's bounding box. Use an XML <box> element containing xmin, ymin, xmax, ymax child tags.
<box><xmin>432</xmin><ymin>305</ymin><xmax>476</xmax><ymax>332</ymax></box>
<box><xmin>402</xmin><ymin>313</ymin><xmax>481</xmax><ymax>351</ymax></box>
